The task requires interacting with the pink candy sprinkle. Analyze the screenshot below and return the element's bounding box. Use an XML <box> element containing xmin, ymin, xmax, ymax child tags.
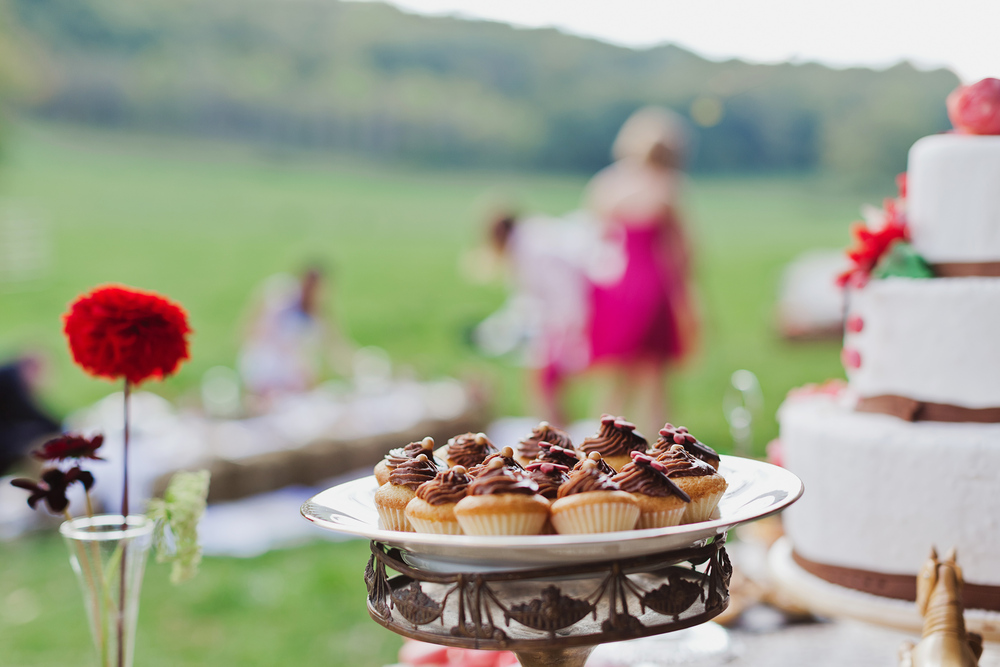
<box><xmin>842</xmin><ymin>347</ymin><xmax>862</xmax><ymax>369</ymax></box>
<box><xmin>846</xmin><ymin>315</ymin><xmax>864</xmax><ymax>333</ymax></box>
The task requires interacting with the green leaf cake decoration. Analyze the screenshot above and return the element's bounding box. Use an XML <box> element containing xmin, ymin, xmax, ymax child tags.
<box><xmin>872</xmin><ymin>242</ymin><xmax>934</xmax><ymax>280</ymax></box>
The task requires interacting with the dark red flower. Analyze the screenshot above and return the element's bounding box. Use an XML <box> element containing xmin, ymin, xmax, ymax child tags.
<box><xmin>11</xmin><ymin>467</ymin><xmax>95</xmax><ymax>514</ymax></box>
<box><xmin>837</xmin><ymin>200</ymin><xmax>909</xmax><ymax>287</ymax></box>
<box><xmin>63</xmin><ymin>285</ymin><xmax>191</xmax><ymax>385</ymax></box>
<box><xmin>33</xmin><ymin>434</ymin><xmax>104</xmax><ymax>461</ymax></box>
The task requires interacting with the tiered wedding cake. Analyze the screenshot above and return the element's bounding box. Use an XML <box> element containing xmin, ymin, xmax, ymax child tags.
<box><xmin>778</xmin><ymin>78</ymin><xmax>1000</xmax><ymax>612</ymax></box>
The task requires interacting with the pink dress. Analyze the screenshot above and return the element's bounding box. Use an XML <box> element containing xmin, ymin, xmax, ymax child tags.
<box><xmin>588</xmin><ymin>218</ymin><xmax>692</xmax><ymax>365</ymax></box>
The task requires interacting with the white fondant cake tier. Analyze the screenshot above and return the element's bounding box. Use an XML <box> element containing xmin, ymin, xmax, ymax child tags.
<box><xmin>844</xmin><ymin>276</ymin><xmax>1000</xmax><ymax>408</ymax></box>
<box><xmin>779</xmin><ymin>392</ymin><xmax>1000</xmax><ymax>588</ymax></box>
<box><xmin>908</xmin><ymin>134</ymin><xmax>1000</xmax><ymax>263</ymax></box>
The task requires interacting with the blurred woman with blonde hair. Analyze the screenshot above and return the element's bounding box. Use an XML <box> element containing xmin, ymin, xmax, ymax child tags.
<box><xmin>585</xmin><ymin>107</ymin><xmax>699</xmax><ymax>432</ymax></box>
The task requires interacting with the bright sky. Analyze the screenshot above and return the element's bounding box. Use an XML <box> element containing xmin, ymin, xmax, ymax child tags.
<box><xmin>357</xmin><ymin>0</ymin><xmax>999</xmax><ymax>82</ymax></box>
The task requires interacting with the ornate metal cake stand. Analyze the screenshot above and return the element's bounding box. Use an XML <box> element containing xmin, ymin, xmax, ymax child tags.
<box><xmin>366</xmin><ymin>535</ymin><xmax>731</xmax><ymax>667</ymax></box>
<box><xmin>302</xmin><ymin>456</ymin><xmax>803</xmax><ymax>667</ymax></box>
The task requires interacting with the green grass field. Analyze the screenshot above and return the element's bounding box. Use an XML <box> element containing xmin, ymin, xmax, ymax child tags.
<box><xmin>0</xmin><ymin>122</ymin><xmax>888</xmax><ymax>665</ymax></box>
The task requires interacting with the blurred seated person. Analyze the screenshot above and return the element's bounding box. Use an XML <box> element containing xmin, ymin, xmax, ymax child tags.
<box><xmin>238</xmin><ymin>265</ymin><xmax>354</xmax><ymax>409</ymax></box>
<box><xmin>0</xmin><ymin>353</ymin><xmax>60</xmax><ymax>475</ymax></box>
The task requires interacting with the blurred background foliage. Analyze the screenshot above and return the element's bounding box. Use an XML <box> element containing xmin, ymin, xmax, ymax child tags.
<box><xmin>6</xmin><ymin>0</ymin><xmax>957</xmax><ymax>177</ymax></box>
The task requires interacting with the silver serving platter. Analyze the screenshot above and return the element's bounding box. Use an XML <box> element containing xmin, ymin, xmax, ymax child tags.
<box><xmin>302</xmin><ymin>455</ymin><xmax>802</xmax><ymax>572</ymax></box>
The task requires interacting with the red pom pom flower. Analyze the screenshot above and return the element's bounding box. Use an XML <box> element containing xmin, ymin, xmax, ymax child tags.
<box><xmin>63</xmin><ymin>285</ymin><xmax>191</xmax><ymax>385</ymax></box>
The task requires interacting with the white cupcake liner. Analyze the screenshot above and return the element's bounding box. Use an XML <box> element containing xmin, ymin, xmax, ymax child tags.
<box><xmin>681</xmin><ymin>490</ymin><xmax>725</xmax><ymax>524</ymax></box>
<box><xmin>455</xmin><ymin>512</ymin><xmax>547</xmax><ymax>536</ymax></box>
<box><xmin>551</xmin><ymin>501</ymin><xmax>640</xmax><ymax>534</ymax></box>
<box><xmin>636</xmin><ymin>506</ymin><xmax>686</xmax><ymax>529</ymax></box>
<box><xmin>376</xmin><ymin>505</ymin><xmax>413</xmax><ymax>532</ymax></box>
<box><xmin>407</xmin><ymin>516</ymin><xmax>463</xmax><ymax>535</ymax></box>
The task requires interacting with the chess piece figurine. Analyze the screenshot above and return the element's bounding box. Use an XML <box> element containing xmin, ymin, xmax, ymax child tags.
<box><xmin>898</xmin><ymin>547</ymin><xmax>983</xmax><ymax>667</ymax></box>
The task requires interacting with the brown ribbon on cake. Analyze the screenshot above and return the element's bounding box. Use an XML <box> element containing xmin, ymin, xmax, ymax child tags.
<box><xmin>932</xmin><ymin>262</ymin><xmax>1000</xmax><ymax>278</ymax></box>
<box><xmin>856</xmin><ymin>395</ymin><xmax>1000</xmax><ymax>423</ymax></box>
<box><xmin>792</xmin><ymin>550</ymin><xmax>1000</xmax><ymax>612</ymax></box>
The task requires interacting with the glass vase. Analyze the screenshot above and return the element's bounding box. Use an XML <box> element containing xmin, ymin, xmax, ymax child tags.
<box><xmin>60</xmin><ymin>514</ymin><xmax>155</xmax><ymax>667</ymax></box>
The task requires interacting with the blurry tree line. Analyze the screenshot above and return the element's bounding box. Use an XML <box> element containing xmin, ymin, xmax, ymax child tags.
<box><xmin>7</xmin><ymin>0</ymin><xmax>959</xmax><ymax>176</ymax></box>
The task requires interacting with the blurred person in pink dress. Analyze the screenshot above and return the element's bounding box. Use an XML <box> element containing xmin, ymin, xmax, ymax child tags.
<box><xmin>585</xmin><ymin>107</ymin><xmax>699</xmax><ymax>432</ymax></box>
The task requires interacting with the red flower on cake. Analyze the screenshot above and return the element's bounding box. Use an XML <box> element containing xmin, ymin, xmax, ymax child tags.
<box><xmin>837</xmin><ymin>199</ymin><xmax>909</xmax><ymax>287</ymax></box>
<box><xmin>947</xmin><ymin>78</ymin><xmax>1000</xmax><ymax>136</ymax></box>
<box><xmin>63</xmin><ymin>285</ymin><xmax>191</xmax><ymax>384</ymax></box>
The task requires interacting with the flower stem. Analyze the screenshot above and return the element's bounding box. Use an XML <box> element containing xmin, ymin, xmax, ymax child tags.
<box><xmin>118</xmin><ymin>379</ymin><xmax>131</xmax><ymax>667</ymax></box>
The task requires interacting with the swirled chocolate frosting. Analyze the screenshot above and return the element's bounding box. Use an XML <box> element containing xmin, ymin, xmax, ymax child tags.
<box><xmin>611</xmin><ymin>453</ymin><xmax>690</xmax><ymax>501</ymax></box>
<box><xmin>557</xmin><ymin>462</ymin><xmax>621</xmax><ymax>498</ymax></box>
<box><xmin>654</xmin><ymin>445</ymin><xmax>714</xmax><ymax>478</ymax></box>
<box><xmin>467</xmin><ymin>459</ymin><xmax>539</xmax><ymax>496</ymax></box>
<box><xmin>652</xmin><ymin>424</ymin><xmax>720</xmax><ymax>469</ymax></box>
<box><xmin>572</xmin><ymin>451</ymin><xmax>617</xmax><ymax>476</ymax></box>
<box><xmin>580</xmin><ymin>415</ymin><xmax>647</xmax><ymax>458</ymax></box>
<box><xmin>384</xmin><ymin>437</ymin><xmax>444</xmax><ymax>471</ymax></box>
<box><xmin>470</xmin><ymin>446</ymin><xmax>525</xmax><ymax>477</ymax></box>
<box><xmin>388</xmin><ymin>454</ymin><xmax>438</xmax><ymax>491</ymax></box>
<box><xmin>445</xmin><ymin>432</ymin><xmax>499</xmax><ymax>468</ymax></box>
<box><xmin>416</xmin><ymin>466</ymin><xmax>472</xmax><ymax>505</ymax></box>
<box><xmin>525</xmin><ymin>462</ymin><xmax>570</xmax><ymax>500</ymax></box>
<box><xmin>536</xmin><ymin>442</ymin><xmax>581</xmax><ymax>468</ymax></box>
<box><xmin>517</xmin><ymin>421</ymin><xmax>574</xmax><ymax>461</ymax></box>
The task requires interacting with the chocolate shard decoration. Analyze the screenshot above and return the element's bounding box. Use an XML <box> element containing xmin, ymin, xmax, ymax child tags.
<box><xmin>504</xmin><ymin>586</ymin><xmax>594</xmax><ymax>635</ymax></box>
<box><xmin>642</xmin><ymin>575</ymin><xmax>704</xmax><ymax>619</ymax></box>
<box><xmin>391</xmin><ymin>581</ymin><xmax>442</xmax><ymax>626</ymax></box>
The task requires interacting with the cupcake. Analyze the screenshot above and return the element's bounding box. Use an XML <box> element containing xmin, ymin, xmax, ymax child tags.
<box><xmin>469</xmin><ymin>446</ymin><xmax>525</xmax><ymax>477</ymax></box>
<box><xmin>652</xmin><ymin>424</ymin><xmax>721</xmax><ymax>470</ymax></box>
<box><xmin>373</xmin><ymin>454</ymin><xmax>438</xmax><ymax>532</ymax></box>
<box><xmin>405</xmin><ymin>465</ymin><xmax>472</xmax><ymax>535</ymax></box>
<box><xmin>550</xmin><ymin>460</ymin><xmax>640</xmax><ymax>534</ymax></box>
<box><xmin>454</xmin><ymin>459</ymin><xmax>549</xmax><ymax>536</ymax></box>
<box><xmin>437</xmin><ymin>432</ymin><xmax>499</xmax><ymax>469</ymax></box>
<box><xmin>525</xmin><ymin>462</ymin><xmax>571</xmax><ymax>501</ymax></box>
<box><xmin>535</xmin><ymin>441</ymin><xmax>582</xmax><ymax>469</ymax></box>
<box><xmin>654</xmin><ymin>445</ymin><xmax>727</xmax><ymax>523</ymax></box>
<box><xmin>571</xmin><ymin>451</ymin><xmax>617</xmax><ymax>476</ymax></box>
<box><xmin>515</xmin><ymin>421</ymin><xmax>574</xmax><ymax>467</ymax></box>
<box><xmin>611</xmin><ymin>452</ymin><xmax>690</xmax><ymax>529</ymax></box>
<box><xmin>374</xmin><ymin>436</ymin><xmax>441</xmax><ymax>486</ymax></box>
<box><xmin>579</xmin><ymin>415</ymin><xmax>648</xmax><ymax>472</ymax></box>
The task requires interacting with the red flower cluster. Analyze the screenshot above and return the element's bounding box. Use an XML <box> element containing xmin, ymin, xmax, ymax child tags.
<box><xmin>33</xmin><ymin>434</ymin><xmax>104</xmax><ymax>461</ymax></box>
<box><xmin>63</xmin><ymin>285</ymin><xmax>191</xmax><ymax>385</ymax></box>
<box><xmin>837</xmin><ymin>200</ymin><xmax>909</xmax><ymax>287</ymax></box>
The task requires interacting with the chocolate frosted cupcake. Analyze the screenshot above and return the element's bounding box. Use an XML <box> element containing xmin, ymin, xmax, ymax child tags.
<box><xmin>470</xmin><ymin>446</ymin><xmax>525</xmax><ymax>477</ymax></box>
<box><xmin>405</xmin><ymin>465</ymin><xmax>473</xmax><ymax>535</ymax></box>
<box><xmin>515</xmin><ymin>421</ymin><xmax>574</xmax><ymax>467</ymax></box>
<box><xmin>572</xmin><ymin>451</ymin><xmax>617</xmax><ymax>477</ymax></box>
<box><xmin>374</xmin><ymin>436</ymin><xmax>441</xmax><ymax>486</ymax></box>
<box><xmin>652</xmin><ymin>424</ymin><xmax>721</xmax><ymax>470</ymax></box>
<box><xmin>437</xmin><ymin>432</ymin><xmax>499</xmax><ymax>469</ymax></box>
<box><xmin>612</xmin><ymin>452</ymin><xmax>690</xmax><ymax>529</ymax></box>
<box><xmin>525</xmin><ymin>462</ymin><xmax>571</xmax><ymax>501</ymax></box>
<box><xmin>550</xmin><ymin>460</ymin><xmax>639</xmax><ymax>534</ymax></box>
<box><xmin>654</xmin><ymin>445</ymin><xmax>727</xmax><ymax>523</ymax></box>
<box><xmin>579</xmin><ymin>415</ymin><xmax>648</xmax><ymax>472</ymax></box>
<box><xmin>454</xmin><ymin>459</ymin><xmax>549</xmax><ymax>535</ymax></box>
<box><xmin>374</xmin><ymin>454</ymin><xmax>438</xmax><ymax>532</ymax></box>
<box><xmin>536</xmin><ymin>442</ymin><xmax>582</xmax><ymax>469</ymax></box>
